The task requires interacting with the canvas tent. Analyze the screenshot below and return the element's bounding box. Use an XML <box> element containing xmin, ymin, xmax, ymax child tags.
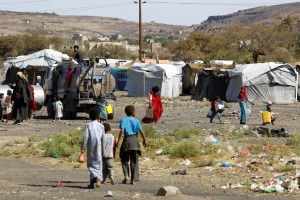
<box><xmin>127</xmin><ymin>63</ymin><xmax>181</xmax><ymax>98</ymax></box>
<box><xmin>226</xmin><ymin>63</ymin><xmax>298</xmax><ymax>104</ymax></box>
<box><xmin>3</xmin><ymin>49</ymin><xmax>71</xmax><ymax>85</ymax></box>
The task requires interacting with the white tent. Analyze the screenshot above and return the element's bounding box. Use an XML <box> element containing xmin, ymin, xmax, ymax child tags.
<box><xmin>2</xmin><ymin>49</ymin><xmax>70</xmax><ymax>74</ymax></box>
<box><xmin>127</xmin><ymin>63</ymin><xmax>181</xmax><ymax>98</ymax></box>
<box><xmin>226</xmin><ymin>62</ymin><xmax>298</xmax><ymax>104</ymax></box>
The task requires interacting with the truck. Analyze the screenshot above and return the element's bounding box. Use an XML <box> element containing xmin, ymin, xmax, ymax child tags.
<box><xmin>44</xmin><ymin>58</ymin><xmax>116</xmax><ymax>119</ymax></box>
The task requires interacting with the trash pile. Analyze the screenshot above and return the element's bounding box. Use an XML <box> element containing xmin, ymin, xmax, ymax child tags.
<box><xmin>250</xmin><ymin>171</ymin><xmax>300</xmax><ymax>193</ymax></box>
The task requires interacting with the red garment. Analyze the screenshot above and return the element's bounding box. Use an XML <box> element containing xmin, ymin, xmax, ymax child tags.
<box><xmin>65</xmin><ymin>69</ymin><xmax>75</xmax><ymax>81</ymax></box>
<box><xmin>238</xmin><ymin>86</ymin><xmax>248</xmax><ymax>100</ymax></box>
<box><xmin>150</xmin><ymin>90</ymin><xmax>163</xmax><ymax>122</ymax></box>
<box><xmin>211</xmin><ymin>99</ymin><xmax>218</xmax><ymax>112</ymax></box>
<box><xmin>28</xmin><ymin>85</ymin><xmax>37</xmax><ymax>111</ymax></box>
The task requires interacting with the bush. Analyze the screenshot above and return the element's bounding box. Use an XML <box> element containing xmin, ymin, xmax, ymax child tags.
<box><xmin>40</xmin><ymin>130</ymin><xmax>83</xmax><ymax>162</ymax></box>
<box><xmin>165</xmin><ymin>140</ymin><xmax>201</xmax><ymax>158</ymax></box>
<box><xmin>170</xmin><ymin>127</ymin><xmax>201</xmax><ymax>141</ymax></box>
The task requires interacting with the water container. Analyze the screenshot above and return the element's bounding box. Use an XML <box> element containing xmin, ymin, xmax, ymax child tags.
<box><xmin>106</xmin><ymin>104</ymin><xmax>113</xmax><ymax>114</ymax></box>
<box><xmin>262</xmin><ymin>111</ymin><xmax>271</xmax><ymax>125</ymax></box>
<box><xmin>145</xmin><ymin>107</ymin><xmax>154</xmax><ymax>118</ymax></box>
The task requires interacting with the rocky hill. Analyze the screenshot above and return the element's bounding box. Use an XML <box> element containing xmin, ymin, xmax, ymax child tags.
<box><xmin>0</xmin><ymin>11</ymin><xmax>193</xmax><ymax>39</ymax></box>
<box><xmin>194</xmin><ymin>2</ymin><xmax>300</xmax><ymax>32</ymax></box>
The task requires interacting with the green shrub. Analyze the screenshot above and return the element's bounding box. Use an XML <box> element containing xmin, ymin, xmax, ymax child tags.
<box><xmin>169</xmin><ymin>127</ymin><xmax>201</xmax><ymax>141</ymax></box>
<box><xmin>165</xmin><ymin>140</ymin><xmax>201</xmax><ymax>158</ymax></box>
<box><xmin>40</xmin><ymin>130</ymin><xmax>83</xmax><ymax>162</ymax></box>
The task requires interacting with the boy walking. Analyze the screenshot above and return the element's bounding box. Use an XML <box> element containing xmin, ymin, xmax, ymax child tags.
<box><xmin>81</xmin><ymin>108</ymin><xmax>105</xmax><ymax>189</ymax></box>
<box><xmin>101</xmin><ymin>123</ymin><xmax>115</xmax><ymax>185</ymax></box>
<box><xmin>209</xmin><ymin>96</ymin><xmax>223</xmax><ymax>123</ymax></box>
<box><xmin>116</xmin><ymin>105</ymin><xmax>147</xmax><ymax>185</ymax></box>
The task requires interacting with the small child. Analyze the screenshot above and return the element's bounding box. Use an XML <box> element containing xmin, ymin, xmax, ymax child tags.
<box><xmin>81</xmin><ymin>108</ymin><xmax>105</xmax><ymax>189</ymax></box>
<box><xmin>5</xmin><ymin>90</ymin><xmax>13</xmax><ymax>122</ymax></box>
<box><xmin>0</xmin><ymin>93</ymin><xmax>4</xmax><ymax>122</ymax></box>
<box><xmin>116</xmin><ymin>105</ymin><xmax>147</xmax><ymax>185</ymax></box>
<box><xmin>209</xmin><ymin>96</ymin><xmax>222</xmax><ymax>123</ymax></box>
<box><xmin>53</xmin><ymin>97</ymin><xmax>63</xmax><ymax>121</ymax></box>
<box><xmin>96</xmin><ymin>93</ymin><xmax>107</xmax><ymax>122</ymax></box>
<box><xmin>265</xmin><ymin>101</ymin><xmax>275</xmax><ymax>125</ymax></box>
<box><xmin>101</xmin><ymin>123</ymin><xmax>115</xmax><ymax>185</ymax></box>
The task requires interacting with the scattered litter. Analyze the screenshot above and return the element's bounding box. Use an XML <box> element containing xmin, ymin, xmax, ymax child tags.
<box><xmin>221</xmin><ymin>183</ymin><xmax>242</xmax><ymax>189</ymax></box>
<box><xmin>50</xmin><ymin>153</ymin><xmax>59</xmax><ymax>158</ymax></box>
<box><xmin>105</xmin><ymin>190</ymin><xmax>113</xmax><ymax>197</ymax></box>
<box><xmin>240</xmin><ymin>147</ymin><xmax>250</xmax><ymax>156</ymax></box>
<box><xmin>77</xmin><ymin>127</ymin><xmax>82</xmax><ymax>131</ymax></box>
<box><xmin>205</xmin><ymin>135</ymin><xmax>219</xmax><ymax>145</ymax></box>
<box><xmin>171</xmin><ymin>169</ymin><xmax>187</xmax><ymax>175</ymax></box>
<box><xmin>178</xmin><ymin>159</ymin><xmax>191</xmax><ymax>166</ymax></box>
<box><xmin>156</xmin><ymin>149</ymin><xmax>163</xmax><ymax>155</ymax></box>
<box><xmin>220</xmin><ymin>162</ymin><xmax>230</xmax><ymax>167</ymax></box>
<box><xmin>55</xmin><ymin>181</ymin><xmax>62</xmax><ymax>187</ymax></box>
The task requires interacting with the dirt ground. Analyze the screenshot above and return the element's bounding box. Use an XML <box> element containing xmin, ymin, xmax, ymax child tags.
<box><xmin>1</xmin><ymin>77</ymin><xmax>300</xmax><ymax>199</ymax></box>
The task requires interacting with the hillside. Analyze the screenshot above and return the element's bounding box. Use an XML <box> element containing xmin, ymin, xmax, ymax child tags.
<box><xmin>194</xmin><ymin>2</ymin><xmax>300</xmax><ymax>32</ymax></box>
<box><xmin>0</xmin><ymin>11</ymin><xmax>193</xmax><ymax>39</ymax></box>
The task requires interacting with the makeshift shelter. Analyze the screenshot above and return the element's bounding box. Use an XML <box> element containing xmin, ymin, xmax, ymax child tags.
<box><xmin>226</xmin><ymin>63</ymin><xmax>298</xmax><ymax>104</ymax></box>
<box><xmin>192</xmin><ymin>69</ymin><xmax>229</xmax><ymax>101</ymax></box>
<box><xmin>3</xmin><ymin>49</ymin><xmax>70</xmax><ymax>85</ymax></box>
<box><xmin>182</xmin><ymin>63</ymin><xmax>204</xmax><ymax>95</ymax></box>
<box><xmin>127</xmin><ymin>63</ymin><xmax>181</xmax><ymax>98</ymax></box>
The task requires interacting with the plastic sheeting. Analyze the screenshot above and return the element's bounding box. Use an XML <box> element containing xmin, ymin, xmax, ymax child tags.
<box><xmin>226</xmin><ymin>63</ymin><xmax>298</xmax><ymax>104</ymax></box>
<box><xmin>2</xmin><ymin>49</ymin><xmax>71</xmax><ymax>74</ymax></box>
<box><xmin>127</xmin><ymin>63</ymin><xmax>181</xmax><ymax>98</ymax></box>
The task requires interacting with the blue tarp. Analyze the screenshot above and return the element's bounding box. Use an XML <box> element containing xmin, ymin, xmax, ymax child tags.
<box><xmin>101</xmin><ymin>66</ymin><xmax>128</xmax><ymax>91</ymax></box>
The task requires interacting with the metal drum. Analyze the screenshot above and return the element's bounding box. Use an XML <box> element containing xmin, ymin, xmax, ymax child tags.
<box><xmin>0</xmin><ymin>85</ymin><xmax>44</xmax><ymax>110</ymax></box>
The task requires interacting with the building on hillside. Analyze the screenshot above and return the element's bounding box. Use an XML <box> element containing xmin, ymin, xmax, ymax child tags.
<box><xmin>72</xmin><ymin>34</ymin><xmax>88</xmax><ymax>50</ymax></box>
<box><xmin>89</xmin><ymin>41</ymin><xmax>128</xmax><ymax>51</ymax></box>
<box><xmin>110</xmin><ymin>34</ymin><xmax>123</xmax><ymax>41</ymax></box>
<box><xmin>151</xmin><ymin>42</ymin><xmax>161</xmax><ymax>52</ymax></box>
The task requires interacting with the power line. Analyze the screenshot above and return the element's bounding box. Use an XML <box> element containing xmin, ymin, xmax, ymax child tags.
<box><xmin>146</xmin><ymin>1</ymin><xmax>282</xmax><ymax>6</ymax></box>
<box><xmin>38</xmin><ymin>2</ymin><xmax>133</xmax><ymax>13</ymax></box>
<box><xmin>0</xmin><ymin>0</ymin><xmax>52</xmax><ymax>5</ymax></box>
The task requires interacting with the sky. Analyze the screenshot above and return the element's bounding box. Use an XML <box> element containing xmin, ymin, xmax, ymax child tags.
<box><xmin>0</xmin><ymin>0</ymin><xmax>299</xmax><ymax>26</ymax></box>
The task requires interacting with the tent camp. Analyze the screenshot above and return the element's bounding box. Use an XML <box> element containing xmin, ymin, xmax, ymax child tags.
<box><xmin>226</xmin><ymin>63</ymin><xmax>298</xmax><ymax>104</ymax></box>
<box><xmin>127</xmin><ymin>63</ymin><xmax>181</xmax><ymax>98</ymax></box>
<box><xmin>3</xmin><ymin>49</ymin><xmax>70</xmax><ymax>85</ymax></box>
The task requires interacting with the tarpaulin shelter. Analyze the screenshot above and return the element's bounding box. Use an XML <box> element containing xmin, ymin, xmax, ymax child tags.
<box><xmin>191</xmin><ymin>69</ymin><xmax>229</xmax><ymax>101</ymax></box>
<box><xmin>3</xmin><ymin>49</ymin><xmax>70</xmax><ymax>85</ymax></box>
<box><xmin>182</xmin><ymin>63</ymin><xmax>205</xmax><ymax>95</ymax></box>
<box><xmin>127</xmin><ymin>63</ymin><xmax>181</xmax><ymax>98</ymax></box>
<box><xmin>226</xmin><ymin>62</ymin><xmax>298</xmax><ymax>104</ymax></box>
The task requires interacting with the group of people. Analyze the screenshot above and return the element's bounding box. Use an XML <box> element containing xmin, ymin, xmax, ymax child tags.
<box><xmin>209</xmin><ymin>86</ymin><xmax>275</xmax><ymax>125</ymax></box>
<box><xmin>1</xmin><ymin>70</ymin><xmax>37</xmax><ymax>124</ymax></box>
<box><xmin>81</xmin><ymin>105</ymin><xmax>146</xmax><ymax>188</ymax></box>
<box><xmin>80</xmin><ymin>85</ymin><xmax>164</xmax><ymax>189</ymax></box>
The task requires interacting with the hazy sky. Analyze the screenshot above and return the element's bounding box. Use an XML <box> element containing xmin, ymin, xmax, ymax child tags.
<box><xmin>0</xmin><ymin>0</ymin><xmax>299</xmax><ymax>26</ymax></box>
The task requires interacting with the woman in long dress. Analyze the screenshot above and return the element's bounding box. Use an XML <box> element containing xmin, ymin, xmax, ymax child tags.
<box><xmin>11</xmin><ymin>72</ymin><xmax>32</xmax><ymax>124</ymax></box>
<box><xmin>142</xmin><ymin>86</ymin><xmax>163</xmax><ymax>123</ymax></box>
<box><xmin>237</xmin><ymin>86</ymin><xmax>254</xmax><ymax>124</ymax></box>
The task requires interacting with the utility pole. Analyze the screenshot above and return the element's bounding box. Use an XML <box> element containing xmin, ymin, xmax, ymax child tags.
<box><xmin>139</xmin><ymin>0</ymin><xmax>143</xmax><ymax>62</ymax></box>
<box><xmin>134</xmin><ymin>1</ymin><xmax>146</xmax><ymax>62</ymax></box>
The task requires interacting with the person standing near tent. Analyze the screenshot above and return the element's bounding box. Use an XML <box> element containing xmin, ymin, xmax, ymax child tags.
<box><xmin>10</xmin><ymin>71</ymin><xmax>32</xmax><ymax>124</ymax></box>
<box><xmin>142</xmin><ymin>86</ymin><xmax>163</xmax><ymax>124</ymax></box>
<box><xmin>237</xmin><ymin>86</ymin><xmax>254</xmax><ymax>124</ymax></box>
<box><xmin>73</xmin><ymin>45</ymin><xmax>83</xmax><ymax>65</ymax></box>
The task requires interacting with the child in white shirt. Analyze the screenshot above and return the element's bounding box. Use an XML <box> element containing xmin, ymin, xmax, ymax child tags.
<box><xmin>101</xmin><ymin>123</ymin><xmax>115</xmax><ymax>185</ymax></box>
<box><xmin>53</xmin><ymin>97</ymin><xmax>63</xmax><ymax>121</ymax></box>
